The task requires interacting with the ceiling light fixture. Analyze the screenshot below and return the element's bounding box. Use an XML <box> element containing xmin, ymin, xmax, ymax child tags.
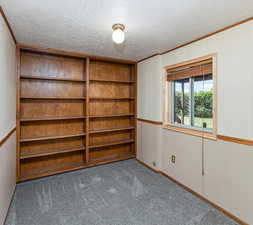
<box><xmin>112</xmin><ymin>24</ymin><xmax>125</xmax><ymax>44</ymax></box>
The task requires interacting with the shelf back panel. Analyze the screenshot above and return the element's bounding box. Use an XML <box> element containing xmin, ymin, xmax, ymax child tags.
<box><xmin>20</xmin><ymin>151</ymin><xmax>85</xmax><ymax>177</ymax></box>
<box><xmin>21</xmin><ymin>51</ymin><xmax>85</xmax><ymax>80</ymax></box>
<box><xmin>90</xmin><ymin>61</ymin><xmax>132</xmax><ymax>81</ymax></box>
<box><xmin>89</xmin><ymin>145</ymin><xmax>132</xmax><ymax>161</ymax></box>
<box><xmin>21</xmin><ymin>136</ymin><xmax>85</xmax><ymax>155</ymax></box>
<box><xmin>89</xmin><ymin>130</ymin><xmax>132</xmax><ymax>145</ymax></box>
<box><xmin>89</xmin><ymin>82</ymin><xmax>131</xmax><ymax>98</ymax></box>
<box><xmin>21</xmin><ymin>120</ymin><xmax>85</xmax><ymax>139</ymax></box>
<box><xmin>21</xmin><ymin>100</ymin><xmax>85</xmax><ymax>118</ymax></box>
<box><xmin>21</xmin><ymin>79</ymin><xmax>85</xmax><ymax>98</ymax></box>
<box><xmin>89</xmin><ymin>117</ymin><xmax>132</xmax><ymax>130</ymax></box>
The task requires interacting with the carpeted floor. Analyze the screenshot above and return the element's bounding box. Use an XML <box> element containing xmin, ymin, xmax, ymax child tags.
<box><xmin>5</xmin><ymin>159</ymin><xmax>238</xmax><ymax>225</ymax></box>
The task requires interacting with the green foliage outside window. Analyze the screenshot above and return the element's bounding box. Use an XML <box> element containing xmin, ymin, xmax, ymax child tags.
<box><xmin>175</xmin><ymin>91</ymin><xmax>212</xmax><ymax>118</ymax></box>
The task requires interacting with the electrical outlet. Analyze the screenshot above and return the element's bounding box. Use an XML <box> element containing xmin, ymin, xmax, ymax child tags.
<box><xmin>171</xmin><ymin>155</ymin><xmax>176</xmax><ymax>164</ymax></box>
<box><xmin>152</xmin><ymin>161</ymin><xmax>156</xmax><ymax>167</ymax></box>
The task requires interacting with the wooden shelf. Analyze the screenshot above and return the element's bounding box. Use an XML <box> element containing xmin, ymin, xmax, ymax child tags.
<box><xmin>90</xmin><ymin>126</ymin><xmax>135</xmax><ymax>134</ymax></box>
<box><xmin>21</xmin><ymin>75</ymin><xmax>86</xmax><ymax>82</ymax></box>
<box><xmin>19</xmin><ymin>152</ymin><xmax>136</xmax><ymax>182</ymax></box>
<box><xmin>20</xmin><ymin>146</ymin><xmax>85</xmax><ymax>159</ymax></box>
<box><xmin>89</xmin><ymin>79</ymin><xmax>135</xmax><ymax>84</ymax></box>
<box><xmin>88</xmin><ymin>152</ymin><xmax>135</xmax><ymax>166</ymax></box>
<box><xmin>90</xmin><ymin>139</ymin><xmax>134</xmax><ymax>149</ymax></box>
<box><xmin>89</xmin><ymin>114</ymin><xmax>135</xmax><ymax>118</ymax></box>
<box><xmin>20</xmin><ymin>116</ymin><xmax>86</xmax><ymax>122</ymax></box>
<box><xmin>90</xmin><ymin>97</ymin><xmax>135</xmax><ymax>100</ymax></box>
<box><xmin>19</xmin><ymin>161</ymin><xmax>85</xmax><ymax>181</ymax></box>
<box><xmin>20</xmin><ymin>96</ymin><xmax>86</xmax><ymax>100</ymax></box>
<box><xmin>20</xmin><ymin>133</ymin><xmax>86</xmax><ymax>143</ymax></box>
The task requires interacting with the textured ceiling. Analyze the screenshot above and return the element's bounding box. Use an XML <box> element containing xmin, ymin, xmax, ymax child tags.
<box><xmin>1</xmin><ymin>0</ymin><xmax>253</xmax><ymax>61</ymax></box>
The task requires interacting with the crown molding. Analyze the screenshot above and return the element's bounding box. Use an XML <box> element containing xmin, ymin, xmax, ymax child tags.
<box><xmin>138</xmin><ymin>16</ymin><xmax>253</xmax><ymax>63</ymax></box>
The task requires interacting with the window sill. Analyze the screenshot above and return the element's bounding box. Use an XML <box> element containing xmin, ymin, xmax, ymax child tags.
<box><xmin>162</xmin><ymin>124</ymin><xmax>217</xmax><ymax>140</ymax></box>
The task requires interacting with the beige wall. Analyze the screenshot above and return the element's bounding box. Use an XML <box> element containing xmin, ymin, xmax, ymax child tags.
<box><xmin>137</xmin><ymin>20</ymin><xmax>253</xmax><ymax>224</ymax></box>
<box><xmin>0</xmin><ymin>14</ymin><xmax>16</xmax><ymax>140</ymax></box>
<box><xmin>137</xmin><ymin>55</ymin><xmax>163</xmax><ymax>122</ymax></box>
<box><xmin>0</xmin><ymin>12</ymin><xmax>16</xmax><ymax>225</ymax></box>
<box><xmin>0</xmin><ymin>133</ymin><xmax>16</xmax><ymax>225</ymax></box>
<box><xmin>137</xmin><ymin>121</ymin><xmax>162</xmax><ymax>170</ymax></box>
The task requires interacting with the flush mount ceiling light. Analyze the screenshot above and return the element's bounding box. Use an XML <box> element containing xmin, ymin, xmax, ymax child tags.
<box><xmin>112</xmin><ymin>24</ymin><xmax>125</xmax><ymax>44</ymax></box>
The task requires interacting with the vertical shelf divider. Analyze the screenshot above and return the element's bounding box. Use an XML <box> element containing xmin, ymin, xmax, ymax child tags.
<box><xmin>133</xmin><ymin>63</ymin><xmax>137</xmax><ymax>155</ymax></box>
<box><xmin>85</xmin><ymin>57</ymin><xmax>90</xmax><ymax>163</ymax></box>
<box><xmin>16</xmin><ymin>46</ymin><xmax>21</xmax><ymax>180</ymax></box>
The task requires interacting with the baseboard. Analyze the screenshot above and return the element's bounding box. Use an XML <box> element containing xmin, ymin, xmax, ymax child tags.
<box><xmin>136</xmin><ymin>158</ymin><xmax>159</xmax><ymax>172</ymax></box>
<box><xmin>136</xmin><ymin>159</ymin><xmax>249</xmax><ymax>225</ymax></box>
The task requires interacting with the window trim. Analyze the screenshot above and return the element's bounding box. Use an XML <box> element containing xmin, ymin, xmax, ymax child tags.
<box><xmin>163</xmin><ymin>54</ymin><xmax>217</xmax><ymax>140</ymax></box>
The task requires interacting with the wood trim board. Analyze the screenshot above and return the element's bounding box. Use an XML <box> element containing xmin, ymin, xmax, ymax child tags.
<box><xmin>0</xmin><ymin>6</ymin><xmax>17</xmax><ymax>44</ymax></box>
<box><xmin>137</xmin><ymin>117</ymin><xmax>253</xmax><ymax>146</ymax></box>
<box><xmin>138</xmin><ymin>16</ymin><xmax>253</xmax><ymax>63</ymax></box>
<box><xmin>0</xmin><ymin>127</ymin><xmax>16</xmax><ymax>147</ymax></box>
<box><xmin>136</xmin><ymin>159</ymin><xmax>249</xmax><ymax>225</ymax></box>
<box><xmin>217</xmin><ymin>135</ymin><xmax>253</xmax><ymax>147</ymax></box>
<box><xmin>162</xmin><ymin>124</ymin><xmax>217</xmax><ymax>140</ymax></box>
<box><xmin>137</xmin><ymin>118</ymin><xmax>163</xmax><ymax>125</ymax></box>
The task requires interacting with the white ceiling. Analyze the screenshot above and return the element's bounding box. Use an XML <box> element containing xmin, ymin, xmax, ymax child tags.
<box><xmin>1</xmin><ymin>0</ymin><xmax>253</xmax><ymax>61</ymax></box>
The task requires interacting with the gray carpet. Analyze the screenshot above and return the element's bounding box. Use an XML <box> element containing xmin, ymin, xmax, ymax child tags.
<box><xmin>5</xmin><ymin>159</ymin><xmax>238</xmax><ymax>225</ymax></box>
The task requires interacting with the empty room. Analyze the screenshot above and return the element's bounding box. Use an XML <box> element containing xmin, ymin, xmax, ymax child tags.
<box><xmin>0</xmin><ymin>1</ymin><xmax>253</xmax><ymax>224</ymax></box>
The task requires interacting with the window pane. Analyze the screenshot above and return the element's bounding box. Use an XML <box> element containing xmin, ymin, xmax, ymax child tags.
<box><xmin>193</xmin><ymin>75</ymin><xmax>213</xmax><ymax>129</ymax></box>
<box><xmin>174</xmin><ymin>81</ymin><xmax>183</xmax><ymax>124</ymax></box>
<box><xmin>174</xmin><ymin>78</ymin><xmax>190</xmax><ymax>126</ymax></box>
<box><xmin>183</xmin><ymin>79</ymin><xmax>190</xmax><ymax>126</ymax></box>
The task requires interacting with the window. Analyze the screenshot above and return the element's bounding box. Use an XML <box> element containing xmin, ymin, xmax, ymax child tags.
<box><xmin>163</xmin><ymin>55</ymin><xmax>216</xmax><ymax>139</ymax></box>
<box><xmin>173</xmin><ymin>74</ymin><xmax>213</xmax><ymax>130</ymax></box>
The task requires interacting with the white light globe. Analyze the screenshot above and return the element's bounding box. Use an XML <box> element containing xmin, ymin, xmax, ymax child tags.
<box><xmin>112</xmin><ymin>28</ymin><xmax>125</xmax><ymax>44</ymax></box>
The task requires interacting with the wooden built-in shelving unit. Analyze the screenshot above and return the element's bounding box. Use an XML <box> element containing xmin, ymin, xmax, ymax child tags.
<box><xmin>17</xmin><ymin>47</ymin><xmax>136</xmax><ymax>181</ymax></box>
